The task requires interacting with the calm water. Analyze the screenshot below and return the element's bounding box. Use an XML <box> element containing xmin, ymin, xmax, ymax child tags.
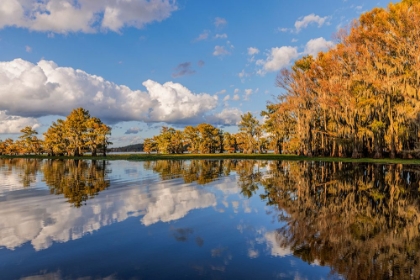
<box><xmin>0</xmin><ymin>159</ymin><xmax>419</xmax><ymax>280</ymax></box>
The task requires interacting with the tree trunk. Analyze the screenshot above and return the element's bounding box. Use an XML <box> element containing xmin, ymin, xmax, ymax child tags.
<box><xmin>390</xmin><ymin>134</ymin><xmax>396</xmax><ymax>159</ymax></box>
<box><xmin>373</xmin><ymin>132</ymin><xmax>383</xmax><ymax>159</ymax></box>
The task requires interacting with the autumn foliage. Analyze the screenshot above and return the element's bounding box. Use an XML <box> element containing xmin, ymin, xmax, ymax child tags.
<box><xmin>0</xmin><ymin>108</ymin><xmax>111</xmax><ymax>156</ymax></box>
<box><xmin>264</xmin><ymin>0</ymin><xmax>420</xmax><ymax>158</ymax></box>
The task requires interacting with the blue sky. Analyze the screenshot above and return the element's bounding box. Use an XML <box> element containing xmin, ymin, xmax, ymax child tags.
<box><xmin>0</xmin><ymin>0</ymin><xmax>388</xmax><ymax>146</ymax></box>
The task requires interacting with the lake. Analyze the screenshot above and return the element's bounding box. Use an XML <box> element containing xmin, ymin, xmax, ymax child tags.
<box><xmin>0</xmin><ymin>159</ymin><xmax>419</xmax><ymax>279</ymax></box>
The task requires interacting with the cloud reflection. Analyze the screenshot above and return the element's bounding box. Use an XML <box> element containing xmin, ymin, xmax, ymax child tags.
<box><xmin>0</xmin><ymin>161</ymin><xmax>222</xmax><ymax>251</ymax></box>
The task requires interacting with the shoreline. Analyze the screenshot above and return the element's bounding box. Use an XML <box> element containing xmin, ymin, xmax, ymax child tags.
<box><xmin>1</xmin><ymin>153</ymin><xmax>420</xmax><ymax>165</ymax></box>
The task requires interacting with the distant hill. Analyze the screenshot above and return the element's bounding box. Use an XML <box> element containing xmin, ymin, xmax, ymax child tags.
<box><xmin>108</xmin><ymin>143</ymin><xmax>143</xmax><ymax>152</ymax></box>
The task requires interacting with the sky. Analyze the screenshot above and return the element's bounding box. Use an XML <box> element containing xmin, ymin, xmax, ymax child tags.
<box><xmin>0</xmin><ymin>0</ymin><xmax>389</xmax><ymax>147</ymax></box>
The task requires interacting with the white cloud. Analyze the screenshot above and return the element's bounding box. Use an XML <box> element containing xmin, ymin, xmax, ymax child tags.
<box><xmin>141</xmin><ymin>182</ymin><xmax>216</xmax><ymax>226</ymax></box>
<box><xmin>295</xmin><ymin>14</ymin><xmax>328</xmax><ymax>32</ymax></box>
<box><xmin>264</xmin><ymin>231</ymin><xmax>292</xmax><ymax>257</ymax></box>
<box><xmin>248</xmin><ymin>248</ymin><xmax>259</xmax><ymax>258</ymax></box>
<box><xmin>232</xmin><ymin>94</ymin><xmax>240</xmax><ymax>101</ymax></box>
<box><xmin>238</xmin><ymin>70</ymin><xmax>249</xmax><ymax>79</ymax></box>
<box><xmin>213</xmin><ymin>45</ymin><xmax>229</xmax><ymax>56</ymax></box>
<box><xmin>25</xmin><ymin>45</ymin><xmax>32</xmax><ymax>53</ymax></box>
<box><xmin>304</xmin><ymin>37</ymin><xmax>334</xmax><ymax>56</ymax></box>
<box><xmin>258</xmin><ymin>46</ymin><xmax>298</xmax><ymax>73</ymax></box>
<box><xmin>0</xmin><ymin>58</ymin><xmax>219</xmax><ymax>125</ymax></box>
<box><xmin>244</xmin><ymin>89</ymin><xmax>253</xmax><ymax>100</ymax></box>
<box><xmin>195</xmin><ymin>30</ymin><xmax>209</xmax><ymax>41</ymax></box>
<box><xmin>223</xmin><ymin>95</ymin><xmax>230</xmax><ymax>101</ymax></box>
<box><xmin>214</xmin><ymin>17</ymin><xmax>227</xmax><ymax>28</ymax></box>
<box><xmin>214</xmin><ymin>33</ymin><xmax>227</xmax><ymax>39</ymax></box>
<box><xmin>0</xmin><ymin>111</ymin><xmax>40</xmax><ymax>133</ymax></box>
<box><xmin>205</xmin><ymin>108</ymin><xmax>242</xmax><ymax>126</ymax></box>
<box><xmin>234</xmin><ymin>88</ymin><xmax>240</xmax><ymax>94</ymax></box>
<box><xmin>278</xmin><ymin>27</ymin><xmax>291</xmax><ymax>32</ymax></box>
<box><xmin>247</xmin><ymin>47</ymin><xmax>259</xmax><ymax>56</ymax></box>
<box><xmin>216</xmin><ymin>89</ymin><xmax>227</xmax><ymax>95</ymax></box>
<box><xmin>0</xmin><ymin>0</ymin><xmax>177</xmax><ymax>33</ymax></box>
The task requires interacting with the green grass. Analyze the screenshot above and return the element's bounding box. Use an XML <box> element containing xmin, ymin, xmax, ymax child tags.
<box><xmin>2</xmin><ymin>153</ymin><xmax>420</xmax><ymax>164</ymax></box>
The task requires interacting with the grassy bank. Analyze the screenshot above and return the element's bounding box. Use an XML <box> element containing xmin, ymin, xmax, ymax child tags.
<box><xmin>1</xmin><ymin>153</ymin><xmax>420</xmax><ymax>164</ymax></box>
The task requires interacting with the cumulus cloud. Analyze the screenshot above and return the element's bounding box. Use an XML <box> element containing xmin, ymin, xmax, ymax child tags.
<box><xmin>0</xmin><ymin>111</ymin><xmax>40</xmax><ymax>133</ymax></box>
<box><xmin>304</xmin><ymin>37</ymin><xmax>334</xmax><ymax>56</ymax></box>
<box><xmin>213</xmin><ymin>45</ymin><xmax>229</xmax><ymax>56</ymax></box>
<box><xmin>0</xmin><ymin>58</ymin><xmax>221</xmax><ymax>125</ymax></box>
<box><xmin>0</xmin><ymin>0</ymin><xmax>177</xmax><ymax>33</ymax></box>
<box><xmin>216</xmin><ymin>89</ymin><xmax>227</xmax><ymax>95</ymax></box>
<box><xmin>205</xmin><ymin>108</ymin><xmax>242</xmax><ymax>126</ymax></box>
<box><xmin>247</xmin><ymin>47</ymin><xmax>259</xmax><ymax>56</ymax></box>
<box><xmin>214</xmin><ymin>17</ymin><xmax>227</xmax><ymax>28</ymax></box>
<box><xmin>295</xmin><ymin>14</ymin><xmax>328</xmax><ymax>32</ymax></box>
<box><xmin>257</xmin><ymin>46</ymin><xmax>298</xmax><ymax>74</ymax></box>
<box><xmin>232</xmin><ymin>94</ymin><xmax>240</xmax><ymax>101</ymax></box>
<box><xmin>172</xmin><ymin>62</ymin><xmax>195</xmax><ymax>78</ymax></box>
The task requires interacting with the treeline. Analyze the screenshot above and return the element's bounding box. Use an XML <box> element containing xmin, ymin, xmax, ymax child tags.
<box><xmin>265</xmin><ymin>0</ymin><xmax>420</xmax><ymax>158</ymax></box>
<box><xmin>143</xmin><ymin>112</ymin><xmax>267</xmax><ymax>154</ymax></box>
<box><xmin>0</xmin><ymin>108</ymin><xmax>111</xmax><ymax>156</ymax></box>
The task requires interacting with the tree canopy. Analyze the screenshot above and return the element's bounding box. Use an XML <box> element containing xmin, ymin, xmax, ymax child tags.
<box><xmin>0</xmin><ymin>108</ymin><xmax>111</xmax><ymax>156</ymax></box>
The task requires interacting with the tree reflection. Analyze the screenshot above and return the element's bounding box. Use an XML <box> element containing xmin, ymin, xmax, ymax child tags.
<box><xmin>2</xmin><ymin>157</ymin><xmax>420</xmax><ymax>279</ymax></box>
<box><xmin>42</xmin><ymin>159</ymin><xmax>111</xmax><ymax>207</ymax></box>
<box><xmin>236</xmin><ymin>160</ymin><xmax>265</xmax><ymax>198</ymax></box>
<box><xmin>0</xmin><ymin>159</ymin><xmax>111</xmax><ymax>207</ymax></box>
<box><xmin>0</xmin><ymin>158</ymin><xmax>42</xmax><ymax>187</ymax></box>
<box><xmin>143</xmin><ymin>160</ymin><xmax>239</xmax><ymax>185</ymax></box>
<box><xmin>258</xmin><ymin>161</ymin><xmax>420</xmax><ymax>280</ymax></box>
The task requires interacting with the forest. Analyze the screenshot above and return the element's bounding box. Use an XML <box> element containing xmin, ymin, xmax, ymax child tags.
<box><xmin>269</xmin><ymin>0</ymin><xmax>420</xmax><ymax>158</ymax></box>
<box><xmin>0</xmin><ymin>108</ymin><xmax>112</xmax><ymax>156</ymax></box>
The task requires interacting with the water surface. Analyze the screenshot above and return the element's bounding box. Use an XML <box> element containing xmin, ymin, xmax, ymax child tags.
<box><xmin>1</xmin><ymin>159</ymin><xmax>419</xmax><ymax>279</ymax></box>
